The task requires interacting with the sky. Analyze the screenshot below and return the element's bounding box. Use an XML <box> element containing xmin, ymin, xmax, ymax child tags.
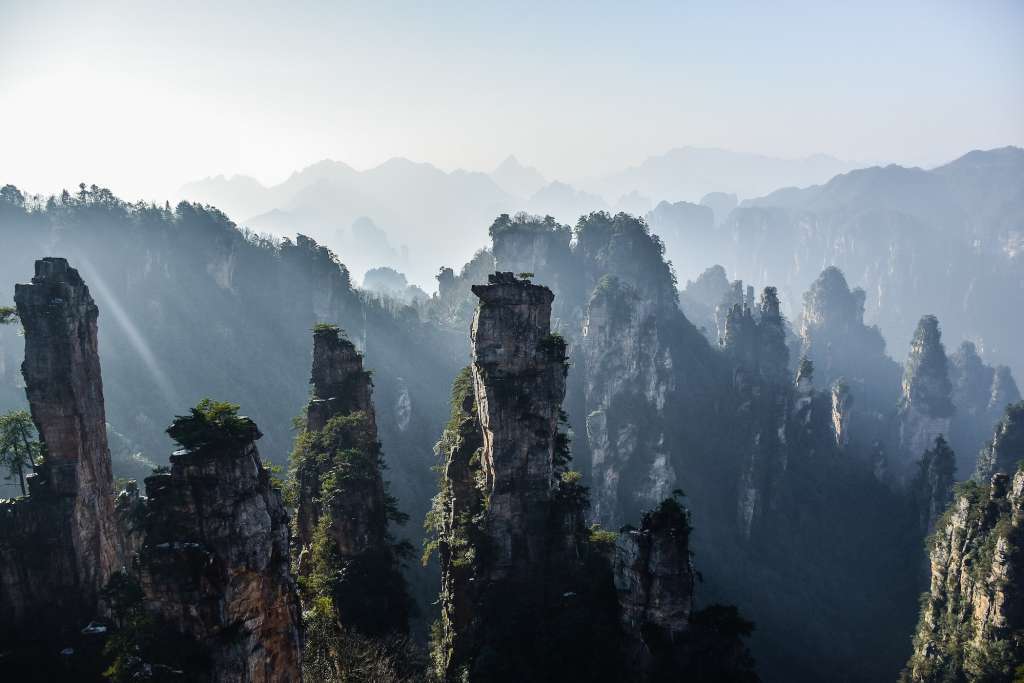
<box><xmin>1</xmin><ymin>0</ymin><xmax>1022</xmax><ymax>200</ymax></box>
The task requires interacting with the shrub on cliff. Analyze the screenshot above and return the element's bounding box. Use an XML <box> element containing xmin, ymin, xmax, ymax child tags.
<box><xmin>166</xmin><ymin>398</ymin><xmax>260</xmax><ymax>451</ymax></box>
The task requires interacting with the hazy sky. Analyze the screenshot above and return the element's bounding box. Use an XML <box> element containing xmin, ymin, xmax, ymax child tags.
<box><xmin>2</xmin><ymin>0</ymin><xmax>1022</xmax><ymax>200</ymax></box>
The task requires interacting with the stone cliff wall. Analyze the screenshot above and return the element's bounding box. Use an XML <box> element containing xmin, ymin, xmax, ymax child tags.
<box><xmin>14</xmin><ymin>257</ymin><xmax>119</xmax><ymax>601</ymax></box>
<box><xmin>136</xmin><ymin>415</ymin><xmax>302</xmax><ymax>682</ymax></box>
<box><xmin>613</xmin><ymin>495</ymin><xmax>695</xmax><ymax>677</ymax></box>
<box><xmin>899</xmin><ymin>316</ymin><xmax>954</xmax><ymax>469</ymax></box>
<box><xmin>470</xmin><ymin>271</ymin><xmax>568</xmax><ymax>578</ymax></box>
<box><xmin>0</xmin><ymin>258</ymin><xmax>120</xmax><ymax>649</ymax></box>
<box><xmin>291</xmin><ymin>324</ymin><xmax>410</xmax><ymax>639</ymax></box>
<box><xmin>903</xmin><ymin>469</ymin><xmax>1024</xmax><ymax>681</ymax></box>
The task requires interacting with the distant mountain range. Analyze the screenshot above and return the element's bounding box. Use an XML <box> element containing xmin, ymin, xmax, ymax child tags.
<box><xmin>176</xmin><ymin>147</ymin><xmax>870</xmax><ymax>287</ymax></box>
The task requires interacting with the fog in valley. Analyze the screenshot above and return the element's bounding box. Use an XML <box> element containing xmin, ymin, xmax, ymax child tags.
<box><xmin>1</xmin><ymin>3</ymin><xmax>1023</xmax><ymax>682</ymax></box>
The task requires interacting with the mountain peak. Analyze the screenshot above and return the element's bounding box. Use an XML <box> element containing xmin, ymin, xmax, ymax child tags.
<box><xmin>490</xmin><ymin>155</ymin><xmax>547</xmax><ymax>199</ymax></box>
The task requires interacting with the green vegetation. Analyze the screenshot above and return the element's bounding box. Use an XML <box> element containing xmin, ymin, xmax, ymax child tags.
<box><xmin>100</xmin><ymin>571</ymin><xmax>208</xmax><ymax>681</ymax></box>
<box><xmin>0</xmin><ymin>410</ymin><xmax>40</xmax><ymax>496</ymax></box>
<box><xmin>905</xmin><ymin>465</ymin><xmax>1024</xmax><ymax>682</ymax></box>
<box><xmin>0</xmin><ymin>306</ymin><xmax>17</xmax><ymax>324</ymax></box>
<box><xmin>166</xmin><ymin>399</ymin><xmax>259</xmax><ymax>451</ymax></box>
<box><xmin>588</xmin><ymin>524</ymin><xmax>619</xmax><ymax>549</ymax></box>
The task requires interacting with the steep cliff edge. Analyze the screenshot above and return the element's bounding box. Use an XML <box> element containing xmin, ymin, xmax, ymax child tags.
<box><xmin>0</xmin><ymin>258</ymin><xmax>121</xmax><ymax>671</ymax></box>
<box><xmin>902</xmin><ymin>467</ymin><xmax>1024</xmax><ymax>681</ymax></box>
<box><xmin>288</xmin><ymin>324</ymin><xmax>411</xmax><ymax>678</ymax></box>
<box><xmin>14</xmin><ymin>257</ymin><xmax>119</xmax><ymax>598</ymax></box>
<box><xmin>428</xmin><ymin>272</ymin><xmax>755</xmax><ymax>682</ymax></box>
<box><xmin>113</xmin><ymin>400</ymin><xmax>303</xmax><ymax>682</ymax></box>
<box><xmin>429</xmin><ymin>272</ymin><xmax>623</xmax><ymax>681</ymax></box>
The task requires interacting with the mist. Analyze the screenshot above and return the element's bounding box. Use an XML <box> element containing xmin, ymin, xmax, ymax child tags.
<box><xmin>1</xmin><ymin>3</ymin><xmax>1023</xmax><ymax>682</ymax></box>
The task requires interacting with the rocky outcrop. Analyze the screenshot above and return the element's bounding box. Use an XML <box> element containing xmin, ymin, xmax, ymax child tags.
<box><xmin>470</xmin><ymin>272</ymin><xmax>569</xmax><ymax>577</ymax></box>
<box><xmin>798</xmin><ymin>267</ymin><xmax>901</xmax><ymax>420</ymax></box>
<box><xmin>911</xmin><ymin>435</ymin><xmax>956</xmax><ymax>536</ymax></box>
<box><xmin>902</xmin><ymin>469</ymin><xmax>1024</xmax><ymax>681</ymax></box>
<box><xmin>431</xmin><ymin>272</ymin><xmax>625</xmax><ymax>682</ymax></box>
<box><xmin>950</xmin><ymin>342</ymin><xmax>1022</xmax><ymax>477</ymax></box>
<box><xmin>975</xmin><ymin>401</ymin><xmax>1024</xmax><ymax>481</ymax></box>
<box><xmin>291</xmin><ymin>324</ymin><xmax>409</xmax><ymax>638</ymax></box>
<box><xmin>429</xmin><ymin>270</ymin><xmax>759</xmax><ymax>682</ymax></box>
<box><xmin>831</xmin><ymin>380</ymin><xmax>853</xmax><ymax>448</ymax></box>
<box><xmin>429</xmin><ymin>368</ymin><xmax>485</xmax><ymax>679</ymax></box>
<box><xmin>726</xmin><ymin>288</ymin><xmax>792</xmax><ymax>538</ymax></box>
<box><xmin>583</xmin><ymin>275</ymin><xmax>677</xmax><ymax>524</ymax></box>
<box><xmin>133</xmin><ymin>403</ymin><xmax>302</xmax><ymax>682</ymax></box>
<box><xmin>0</xmin><ymin>258</ymin><xmax>121</xmax><ymax>664</ymax></box>
<box><xmin>613</xmin><ymin>494</ymin><xmax>695</xmax><ymax>677</ymax></box>
<box><xmin>990</xmin><ymin>366</ymin><xmax>1021</xmax><ymax>414</ymax></box>
<box><xmin>13</xmin><ymin>257</ymin><xmax>119</xmax><ymax>601</ymax></box>
<box><xmin>899</xmin><ymin>316</ymin><xmax>955</xmax><ymax>468</ymax></box>
<box><xmin>295</xmin><ymin>325</ymin><xmax>376</xmax><ymax>550</ymax></box>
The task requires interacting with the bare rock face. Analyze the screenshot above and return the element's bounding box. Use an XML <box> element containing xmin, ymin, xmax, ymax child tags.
<box><xmin>14</xmin><ymin>257</ymin><xmax>119</xmax><ymax>599</ymax></box>
<box><xmin>725</xmin><ymin>289</ymin><xmax>792</xmax><ymax>539</ymax></box>
<box><xmin>470</xmin><ymin>271</ymin><xmax>567</xmax><ymax>577</ymax></box>
<box><xmin>614</xmin><ymin>495</ymin><xmax>695</xmax><ymax>676</ymax></box>
<box><xmin>583</xmin><ymin>275</ymin><xmax>676</xmax><ymax>525</ymax></box>
<box><xmin>831</xmin><ymin>380</ymin><xmax>854</xmax><ymax>448</ymax></box>
<box><xmin>136</xmin><ymin>411</ymin><xmax>302</xmax><ymax>682</ymax></box>
<box><xmin>899</xmin><ymin>315</ymin><xmax>954</xmax><ymax>468</ymax></box>
<box><xmin>0</xmin><ymin>258</ymin><xmax>120</xmax><ymax>650</ymax></box>
<box><xmin>433</xmin><ymin>273</ymin><xmax>625</xmax><ymax>682</ymax></box>
<box><xmin>902</xmin><ymin>469</ymin><xmax>1024</xmax><ymax>681</ymax></box>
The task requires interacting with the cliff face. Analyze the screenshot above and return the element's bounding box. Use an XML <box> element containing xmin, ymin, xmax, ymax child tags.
<box><xmin>13</xmin><ymin>257</ymin><xmax>119</xmax><ymax>600</ymax></box>
<box><xmin>911</xmin><ymin>436</ymin><xmax>956</xmax><ymax>536</ymax></box>
<box><xmin>798</xmin><ymin>267</ymin><xmax>901</xmax><ymax>455</ymax></box>
<box><xmin>974</xmin><ymin>401</ymin><xmax>1024</xmax><ymax>482</ymax></box>
<box><xmin>725</xmin><ymin>289</ymin><xmax>792</xmax><ymax>538</ymax></box>
<box><xmin>613</xmin><ymin>495</ymin><xmax>695</xmax><ymax>676</ymax></box>
<box><xmin>135</xmin><ymin>409</ymin><xmax>302</xmax><ymax>682</ymax></box>
<box><xmin>0</xmin><ymin>258</ymin><xmax>119</xmax><ymax>653</ymax></box>
<box><xmin>900</xmin><ymin>316</ymin><xmax>955</xmax><ymax>468</ymax></box>
<box><xmin>432</xmin><ymin>272</ymin><xmax>624</xmax><ymax>682</ymax></box>
<box><xmin>574</xmin><ymin>214</ymin><xmax>716</xmax><ymax>527</ymax></box>
<box><xmin>431</xmin><ymin>272</ymin><xmax>753</xmax><ymax>682</ymax></box>
<box><xmin>583</xmin><ymin>275</ymin><xmax>677</xmax><ymax>524</ymax></box>
<box><xmin>294</xmin><ymin>326</ymin><xmax>378</xmax><ymax>551</ymax></box>
<box><xmin>903</xmin><ymin>469</ymin><xmax>1024</xmax><ymax>681</ymax></box>
<box><xmin>290</xmin><ymin>324</ymin><xmax>410</xmax><ymax>641</ymax></box>
<box><xmin>950</xmin><ymin>342</ymin><xmax>1022</xmax><ymax>478</ymax></box>
<box><xmin>469</xmin><ymin>272</ymin><xmax>568</xmax><ymax>578</ymax></box>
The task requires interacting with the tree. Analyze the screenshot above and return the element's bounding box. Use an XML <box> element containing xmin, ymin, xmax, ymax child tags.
<box><xmin>0</xmin><ymin>306</ymin><xmax>17</xmax><ymax>324</ymax></box>
<box><xmin>0</xmin><ymin>410</ymin><xmax>41</xmax><ymax>496</ymax></box>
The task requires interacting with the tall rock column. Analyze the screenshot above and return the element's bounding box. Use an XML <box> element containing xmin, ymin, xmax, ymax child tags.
<box><xmin>132</xmin><ymin>402</ymin><xmax>303</xmax><ymax>682</ymax></box>
<box><xmin>13</xmin><ymin>257</ymin><xmax>118</xmax><ymax>602</ymax></box>
<box><xmin>899</xmin><ymin>315</ymin><xmax>954</xmax><ymax>468</ymax></box>
<box><xmin>470</xmin><ymin>271</ymin><xmax>567</xmax><ymax>577</ymax></box>
<box><xmin>294</xmin><ymin>324</ymin><xmax>378</xmax><ymax>551</ymax></box>
<box><xmin>613</xmin><ymin>494</ymin><xmax>695</xmax><ymax>678</ymax></box>
<box><xmin>902</xmin><ymin>469</ymin><xmax>1024</xmax><ymax>681</ymax></box>
<box><xmin>290</xmin><ymin>324</ymin><xmax>410</xmax><ymax>641</ymax></box>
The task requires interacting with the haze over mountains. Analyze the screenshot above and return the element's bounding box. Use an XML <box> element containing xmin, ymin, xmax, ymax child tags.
<box><xmin>176</xmin><ymin>144</ymin><xmax>1024</xmax><ymax>383</ymax></box>
<box><xmin>178</xmin><ymin>146</ymin><xmax>863</xmax><ymax>285</ymax></box>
